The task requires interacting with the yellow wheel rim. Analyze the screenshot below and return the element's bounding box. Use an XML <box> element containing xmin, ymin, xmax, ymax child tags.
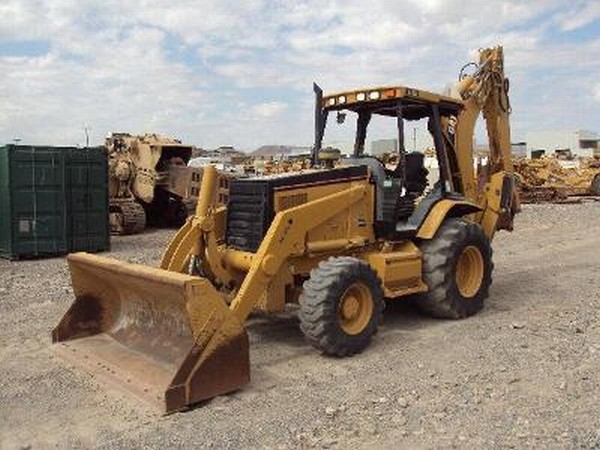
<box><xmin>455</xmin><ymin>245</ymin><xmax>484</xmax><ymax>298</ymax></box>
<box><xmin>337</xmin><ymin>282</ymin><xmax>374</xmax><ymax>335</ymax></box>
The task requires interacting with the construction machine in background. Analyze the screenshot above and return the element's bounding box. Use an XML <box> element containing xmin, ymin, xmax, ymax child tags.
<box><xmin>513</xmin><ymin>156</ymin><xmax>600</xmax><ymax>202</ymax></box>
<box><xmin>53</xmin><ymin>46</ymin><xmax>519</xmax><ymax>413</ymax></box>
<box><xmin>107</xmin><ymin>133</ymin><xmax>202</xmax><ymax>234</ymax></box>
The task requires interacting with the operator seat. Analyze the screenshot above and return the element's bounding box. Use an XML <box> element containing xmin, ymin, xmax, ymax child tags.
<box><xmin>340</xmin><ymin>154</ymin><xmax>436</xmax><ymax>239</ymax></box>
<box><xmin>403</xmin><ymin>152</ymin><xmax>429</xmax><ymax>196</ymax></box>
<box><xmin>340</xmin><ymin>156</ymin><xmax>387</xmax><ymax>221</ymax></box>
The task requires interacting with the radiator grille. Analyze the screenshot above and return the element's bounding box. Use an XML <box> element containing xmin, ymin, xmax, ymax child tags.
<box><xmin>225</xmin><ymin>181</ymin><xmax>270</xmax><ymax>252</ymax></box>
<box><xmin>278</xmin><ymin>193</ymin><xmax>307</xmax><ymax>210</ymax></box>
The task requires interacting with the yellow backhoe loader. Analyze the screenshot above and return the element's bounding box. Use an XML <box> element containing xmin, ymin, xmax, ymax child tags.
<box><xmin>53</xmin><ymin>46</ymin><xmax>519</xmax><ymax>413</ymax></box>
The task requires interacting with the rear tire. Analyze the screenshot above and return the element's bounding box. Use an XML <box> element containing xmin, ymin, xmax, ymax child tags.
<box><xmin>299</xmin><ymin>257</ymin><xmax>384</xmax><ymax>357</ymax></box>
<box><xmin>591</xmin><ymin>174</ymin><xmax>600</xmax><ymax>196</ymax></box>
<box><xmin>417</xmin><ymin>218</ymin><xmax>493</xmax><ymax>319</ymax></box>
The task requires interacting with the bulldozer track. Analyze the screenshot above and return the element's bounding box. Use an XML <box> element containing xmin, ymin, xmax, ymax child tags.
<box><xmin>109</xmin><ymin>199</ymin><xmax>146</xmax><ymax>235</ymax></box>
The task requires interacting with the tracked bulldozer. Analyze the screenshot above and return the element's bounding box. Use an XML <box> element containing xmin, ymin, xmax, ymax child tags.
<box><xmin>107</xmin><ymin>133</ymin><xmax>202</xmax><ymax>234</ymax></box>
<box><xmin>53</xmin><ymin>47</ymin><xmax>519</xmax><ymax>413</ymax></box>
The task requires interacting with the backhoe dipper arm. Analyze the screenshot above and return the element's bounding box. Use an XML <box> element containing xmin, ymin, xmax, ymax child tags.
<box><xmin>455</xmin><ymin>47</ymin><xmax>514</xmax><ymax>193</ymax></box>
<box><xmin>230</xmin><ymin>184</ymin><xmax>369</xmax><ymax>322</ymax></box>
<box><xmin>452</xmin><ymin>46</ymin><xmax>518</xmax><ymax>238</ymax></box>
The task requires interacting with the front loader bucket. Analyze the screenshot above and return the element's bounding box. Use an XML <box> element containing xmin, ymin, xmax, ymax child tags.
<box><xmin>52</xmin><ymin>253</ymin><xmax>249</xmax><ymax>413</ymax></box>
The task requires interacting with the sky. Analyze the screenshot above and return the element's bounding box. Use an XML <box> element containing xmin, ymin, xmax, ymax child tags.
<box><xmin>0</xmin><ymin>0</ymin><xmax>599</xmax><ymax>151</ymax></box>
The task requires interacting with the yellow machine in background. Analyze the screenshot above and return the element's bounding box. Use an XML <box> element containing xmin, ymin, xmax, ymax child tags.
<box><xmin>107</xmin><ymin>133</ymin><xmax>201</xmax><ymax>234</ymax></box>
<box><xmin>53</xmin><ymin>47</ymin><xmax>519</xmax><ymax>413</ymax></box>
<box><xmin>513</xmin><ymin>156</ymin><xmax>600</xmax><ymax>202</ymax></box>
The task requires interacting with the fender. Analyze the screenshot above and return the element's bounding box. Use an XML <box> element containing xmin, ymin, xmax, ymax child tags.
<box><xmin>416</xmin><ymin>199</ymin><xmax>482</xmax><ymax>239</ymax></box>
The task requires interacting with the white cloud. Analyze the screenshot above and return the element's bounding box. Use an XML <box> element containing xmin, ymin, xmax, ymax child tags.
<box><xmin>559</xmin><ymin>1</ymin><xmax>600</xmax><ymax>31</ymax></box>
<box><xmin>0</xmin><ymin>1</ymin><xmax>598</xmax><ymax>150</ymax></box>
<box><xmin>252</xmin><ymin>101</ymin><xmax>288</xmax><ymax>118</ymax></box>
<box><xmin>0</xmin><ymin>21</ymin><xmax>205</xmax><ymax>146</ymax></box>
<box><xmin>594</xmin><ymin>83</ymin><xmax>600</xmax><ymax>102</ymax></box>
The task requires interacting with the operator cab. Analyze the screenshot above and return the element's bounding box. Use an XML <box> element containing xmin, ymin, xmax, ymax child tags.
<box><xmin>313</xmin><ymin>83</ymin><xmax>466</xmax><ymax>239</ymax></box>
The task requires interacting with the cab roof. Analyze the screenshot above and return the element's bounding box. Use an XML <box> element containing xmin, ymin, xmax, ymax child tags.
<box><xmin>322</xmin><ymin>85</ymin><xmax>463</xmax><ymax>121</ymax></box>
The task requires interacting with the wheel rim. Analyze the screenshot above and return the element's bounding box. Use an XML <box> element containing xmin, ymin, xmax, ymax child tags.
<box><xmin>455</xmin><ymin>245</ymin><xmax>484</xmax><ymax>298</ymax></box>
<box><xmin>337</xmin><ymin>282</ymin><xmax>374</xmax><ymax>335</ymax></box>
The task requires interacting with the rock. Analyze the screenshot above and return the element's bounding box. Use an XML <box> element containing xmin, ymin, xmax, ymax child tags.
<box><xmin>365</xmin><ymin>423</ymin><xmax>378</xmax><ymax>435</ymax></box>
<box><xmin>211</xmin><ymin>395</ymin><xmax>232</xmax><ymax>406</ymax></box>
<box><xmin>510</xmin><ymin>322</ymin><xmax>526</xmax><ymax>329</ymax></box>
<box><xmin>325</xmin><ymin>407</ymin><xmax>336</xmax><ymax>417</ymax></box>
<box><xmin>295</xmin><ymin>432</ymin><xmax>310</xmax><ymax>443</ymax></box>
<box><xmin>397</xmin><ymin>397</ymin><xmax>409</xmax><ymax>408</ymax></box>
<box><xmin>321</xmin><ymin>437</ymin><xmax>338</xmax><ymax>448</ymax></box>
<box><xmin>392</xmin><ymin>415</ymin><xmax>407</xmax><ymax>426</ymax></box>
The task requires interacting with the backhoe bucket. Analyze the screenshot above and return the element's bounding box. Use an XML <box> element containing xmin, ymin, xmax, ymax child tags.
<box><xmin>52</xmin><ymin>253</ymin><xmax>249</xmax><ymax>413</ymax></box>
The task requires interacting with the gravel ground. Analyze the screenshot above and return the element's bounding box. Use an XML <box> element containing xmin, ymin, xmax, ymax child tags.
<box><xmin>1</xmin><ymin>202</ymin><xmax>599</xmax><ymax>449</ymax></box>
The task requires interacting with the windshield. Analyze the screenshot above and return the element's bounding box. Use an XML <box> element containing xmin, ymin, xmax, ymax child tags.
<box><xmin>320</xmin><ymin>108</ymin><xmax>435</xmax><ymax>162</ymax></box>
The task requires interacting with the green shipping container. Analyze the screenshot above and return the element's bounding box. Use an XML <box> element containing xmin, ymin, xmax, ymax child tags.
<box><xmin>0</xmin><ymin>145</ymin><xmax>110</xmax><ymax>259</ymax></box>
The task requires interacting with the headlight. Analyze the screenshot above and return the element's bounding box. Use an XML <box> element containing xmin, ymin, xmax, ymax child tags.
<box><xmin>356</xmin><ymin>92</ymin><xmax>366</xmax><ymax>101</ymax></box>
<box><xmin>338</xmin><ymin>95</ymin><xmax>346</xmax><ymax>104</ymax></box>
<box><xmin>327</xmin><ymin>98</ymin><xmax>336</xmax><ymax>106</ymax></box>
<box><xmin>369</xmin><ymin>91</ymin><xmax>380</xmax><ymax>100</ymax></box>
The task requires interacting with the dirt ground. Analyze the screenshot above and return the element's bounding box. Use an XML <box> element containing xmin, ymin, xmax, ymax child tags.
<box><xmin>1</xmin><ymin>202</ymin><xmax>599</xmax><ymax>449</ymax></box>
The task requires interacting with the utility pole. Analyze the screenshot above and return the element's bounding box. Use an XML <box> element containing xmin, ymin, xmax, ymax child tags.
<box><xmin>413</xmin><ymin>127</ymin><xmax>417</xmax><ymax>152</ymax></box>
<box><xmin>13</xmin><ymin>138</ymin><xmax>21</xmax><ymax>146</ymax></box>
<box><xmin>84</xmin><ymin>126</ymin><xmax>90</xmax><ymax>147</ymax></box>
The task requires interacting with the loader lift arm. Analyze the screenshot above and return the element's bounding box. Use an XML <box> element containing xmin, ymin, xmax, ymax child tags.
<box><xmin>229</xmin><ymin>182</ymin><xmax>369</xmax><ymax>321</ymax></box>
<box><xmin>162</xmin><ymin>165</ymin><xmax>371</xmax><ymax>322</ymax></box>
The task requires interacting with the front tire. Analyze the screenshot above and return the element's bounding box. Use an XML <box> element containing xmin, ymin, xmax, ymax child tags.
<box><xmin>417</xmin><ymin>218</ymin><xmax>493</xmax><ymax>319</ymax></box>
<box><xmin>299</xmin><ymin>257</ymin><xmax>384</xmax><ymax>357</ymax></box>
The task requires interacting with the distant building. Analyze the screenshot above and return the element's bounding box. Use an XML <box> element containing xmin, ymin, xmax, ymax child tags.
<box><xmin>526</xmin><ymin>130</ymin><xmax>599</xmax><ymax>158</ymax></box>
<box><xmin>511</xmin><ymin>142</ymin><xmax>527</xmax><ymax>157</ymax></box>
<box><xmin>405</xmin><ymin>127</ymin><xmax>435</xmax><ymax>153</ymax></box>
<box><xmin>287</xmin><ymin>146</ymin><xmax>312</xmax><ymax>157</ymax></box>
<box><xmin>252</xmin><ymin>145</ymin><xmax>311</xmax><ymax>158</ymax></box>
<box><xmin>371</xmin><ymin>139</ymin><xmax>398</xmax><ymax>156</ymax></box>
<box><xmin>322</xmin><ymin>141</ymin><xmax>354</xmax><ymax>156</ymax></box>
